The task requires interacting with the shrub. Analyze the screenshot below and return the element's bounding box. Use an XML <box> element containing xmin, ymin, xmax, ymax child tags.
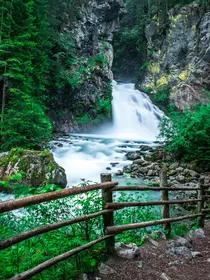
<box><xmin>159</xmin><ymin>103</ymin><xmax>210</xmax><ymax>168</ymax></box>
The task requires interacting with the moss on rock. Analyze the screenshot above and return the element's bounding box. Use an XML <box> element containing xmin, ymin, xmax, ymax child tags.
<box><xmin>0</xmin><ymin>149</ymin><xmax>67</xmax><ymax>189</ymax></box>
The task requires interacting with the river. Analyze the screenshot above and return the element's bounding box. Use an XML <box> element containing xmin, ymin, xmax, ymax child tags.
<box><xmin>52</xmin><ymin>81</ymin><xmax>164</xmax><ymax>187</ymax></box>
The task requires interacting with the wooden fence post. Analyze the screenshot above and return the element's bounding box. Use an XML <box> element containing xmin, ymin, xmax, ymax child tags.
<box><xmin>160</xmin><ymin>167</ymin><xmax>171</xmax><ymax>237</ymax></box>
<box><xmin>101</xmin><ymin>173</ymin><xmax>115</xmax><ymax>254</ymax></box>
<box><xmin>198</xmin><ymin>178</ymin><xmax>205</xmax><ymax>228</ymax></box>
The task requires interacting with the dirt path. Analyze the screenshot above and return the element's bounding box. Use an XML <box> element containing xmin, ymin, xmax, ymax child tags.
<box><xmin>90</xmin><ymin>224</ymin><xmax>210</xmax><ymax>280</ymax></box>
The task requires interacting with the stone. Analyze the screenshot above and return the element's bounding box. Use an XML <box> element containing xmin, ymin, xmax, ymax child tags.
<box><xmin>0</xmin><ymin>149</ymin><xmax>67</xmax><ymax>189</ymax></box>
<box><xmin>77</xmin><ymin>274</ymin><xmax>88</xmax><ymax>280</ymax></box>
<box><xmin>169</xmin><ymin>162</ymin><xmax>179</xmax><ymax>170</ymax></box>
<box><xmin>207</xmin><ymin>258</ymin><xmax>210</xmax><ymax>263</ymax></box>
<box><xmin>139</xmin><ymin>145</ymin><xmax>154</xmax><ymax>152</ymax></box>
<box><xmin>192</xmin><ymin>251</ymin><xmax>203</xmax><ymax>258</ymax></box>
<box><xmin>176</xmin><ymin>175</ymin><xmax>185</xmax><ymax>183</ymax></box>
<box><xmin>167</xmin><ymin>237</ymin><xmax>192</xmax><ymax>258</ymax></box>
<box><xmin>136</xmin><ymin>261</ymin><xmax>143</xmax><ymax>268</ymax></box>
<box><xmin>188</xmin><ymin>229</ymin><xmax>206</xmax><ymax>239</ymax></box>
<box><xmin>133</xmin><ymin>159</ymin><xmax>144</xmax><ymax>165</ymax></box>
<box><xmin>161</xmin><ymin>273</ymin><xmax>172</xmax><ymax>280</ymax></box>
<box><xmin>150</xmin><ymin>231</ymin><xmax>167</xmax><ymax>241</ymax></box>
<box><xmin>167</xmin><ymin>246</ymin><xmax>192</xmax><ymax>258</ymax></box>
<box><xmin>171</xmin><ymin>237</ymin><xmax>192</xmax><ymax>249</ymax></box>
<box><xmin>115</xmin><ymin>170</ymin><xmax>123</xmax><ymax>176</ymax></box>
<box><xmin>115</xmin><ymin>242</ymin><xmax>140</xmax><ymax>259</ymax></box>
<box><xmin>148</xmin><ymin>170</ymin><xmax>155</xmax><ymax>176</ymax></box>
<box><xmin>169</xmin><ymin>260</ymin><xmax>184</xmax><ymax>266</ymax></box>
<box><xmin>125</xmin><ymin>152</ymin><xmax>141</xmax><ymax>160</ymax></box>
<box><xmin>98</xmin><ymin>263</ymin><xmax>116</xmax><ymax>275</ymax></box>
<box><xmin>143</xmin><ymin>235</ymin><xmax>159</xmax><ymax>247</ymax></box>
<box><xmin>106</xmin><ymin>167</ymin><xmax>111</xmax><ymax>170</ymax></box>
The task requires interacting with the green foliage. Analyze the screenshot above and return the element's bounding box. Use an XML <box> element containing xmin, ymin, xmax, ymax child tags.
<box><xmin>0</xmin><ymin>0</ymin><xmax>52</xmax><ymax>150</ymax></box>
<box><xmin>159</xmin><ymin>103</ymin><xmax>210</xmax><ymax>167</ymax></box>
<box><xmin>0</xmin><ymin>179</ymin><xmax>201</xmax><ymax>279</ymax></box>
<box><xmin>1</xmin><ymin>96</ymin><xmax>52</xmax><ymax>151</ymax></box>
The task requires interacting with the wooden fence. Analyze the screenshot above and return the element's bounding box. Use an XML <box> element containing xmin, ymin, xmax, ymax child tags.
<box><xmin>0</xmin><ymin>171</ymin><xmax>209</xmax><ymax>280</ymax></box>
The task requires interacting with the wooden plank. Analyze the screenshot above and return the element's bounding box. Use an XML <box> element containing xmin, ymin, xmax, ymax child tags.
<box><xmin>0</xmin><ymin>182</ymin><xmax>118</xmax><ymax>213</ymax></box>
<box><xmin>201</xmin><ymin>208</ymin><xmax>210</xmax><ymax>213</ymax></box>
<box><xmin>0</xmin><ymin>210</ymin><xmax>113</xmax><ymax>250</ymax></box>
<box><xmin>105</xmin><ymin>214</ymin><xmax>202</xmax><ymax>234</ymax></box>
<box><xmin>105</xmin><ymin>199</ymin><xmax>201</xmax><ymax>209</ymax></box>
<box><xmin>9</xmin><ymin>235</ymin><xmax>113</xmax><ymax>280</ymax></box>
<box><xmin>111</xmin><ymin>186</ymin><xmax>201</xmax><ymax>191</ymax></box>
<box><xmin>101</xmin><ymin>174</ymin><xmax>115</xmax><ymax>254</ymax></box>
<box><xmin>160</xmin><ymin>168</ymin><xmax>171</xmax><ymax>237</ymax></box>
<box><xmin>198</xmin><ymin>179</ymin><xmax>205</xmax><ymax>227</ymax></box>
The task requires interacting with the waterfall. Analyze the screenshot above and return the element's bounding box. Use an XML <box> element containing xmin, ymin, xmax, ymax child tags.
<box><xmin>105</xmin><ymin>81</ymin><xmax>164</xmax><ymax>141</ymax></box>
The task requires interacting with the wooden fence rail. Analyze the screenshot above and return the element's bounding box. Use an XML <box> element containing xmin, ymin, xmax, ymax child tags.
<box><xmin>0</xmin><ymin>171</ymin><xmax>209</xmax><ymax>280</ymax></box>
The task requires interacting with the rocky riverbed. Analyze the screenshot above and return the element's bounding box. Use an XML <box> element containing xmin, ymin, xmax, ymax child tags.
<box><xmin>123</xmin><ymin>145</ymin><xmax>209</xmax><ymax>201</ymax></box>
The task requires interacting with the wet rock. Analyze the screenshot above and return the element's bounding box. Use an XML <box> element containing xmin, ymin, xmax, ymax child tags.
<box><xmin>188</xmin><ymin>229</ymin><xmax>206</xmax><ymax>239</ymax></box>
<box><xmin>106</xmin><ymin>167</ymin><xmax>111</xmax><ymax>170</ymax></box>
<box><xmin>133</xmin><ymin>159</ymin><xmax>144</xmax><ymax>165</ymax></box>
<box><xmin>98</xmin><ymin>263</ymin><xmax>116</xmax><ymax>275</ymax></box>
<box><xmin>125</xmin><ymin>152</ymin><xmax>141</xmax><ymax>160</ymax></box>
<box><xmin>139</xmin><ymin>145</ymin><xmax>154</xmax><ymax>152</ymax></box>
<box><xmin>110</xmin><ymin>162</ymin><xmax>119</xmax><ymax>167</ymax></box>
<box><xmin>115</xmin><ymin>242</ymin><xmax>140</xmax><ymax>259</ymax></box>
<box><xmin>115</xmin><ymin>170</ymin><xmax>123</xmax><ymax>176</ymax></box>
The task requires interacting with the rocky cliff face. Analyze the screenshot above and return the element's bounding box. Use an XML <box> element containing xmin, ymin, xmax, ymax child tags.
<box><xmin>141</xmin><ymin>2</ymin><xmax>210</xmax><ymax>110</ymax></box>
<box><xmin>51</xmin><ymin>0</ymin><xmax>124</xmax><ymax>134</ymax></box>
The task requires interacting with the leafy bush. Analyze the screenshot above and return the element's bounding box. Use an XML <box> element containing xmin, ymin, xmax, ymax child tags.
<box><xmin>159</xmin><ymin>103</ymin><xmax>210</xmax><ymax>168</ymax></box>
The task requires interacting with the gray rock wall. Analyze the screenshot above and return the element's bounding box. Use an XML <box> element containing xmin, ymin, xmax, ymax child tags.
<box><xmin>140</xmin><ymin>2</ymin><xmax>210</xmax><ymax>110</ymax></box>
<box><xmin>51</xmin><ymin>0</ymin><xmax>124</xmax><ymax>134</ymax></box>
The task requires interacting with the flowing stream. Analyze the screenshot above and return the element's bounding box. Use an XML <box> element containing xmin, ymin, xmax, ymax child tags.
<box><xmin>52</xmin><ymin>82</ymin><xmax>164</xmax><ymax>187</ymax></box>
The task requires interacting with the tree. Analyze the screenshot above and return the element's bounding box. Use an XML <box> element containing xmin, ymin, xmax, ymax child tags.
<box><xmin>0</xmin><ymin>0</ymin><xmax>52</xmax><ymax>150</ymax></box>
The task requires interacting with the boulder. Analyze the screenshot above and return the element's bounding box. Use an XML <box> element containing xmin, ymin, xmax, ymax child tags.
<box><xmin>139</xmin><ymin>145</ymin><xmax>154</xmax><ymax>152</ymax></box>
<box><xmin>98</xmin><ymin>263</ymin><xmax>116</xmax><ymax>275</ymax></box>
<box><xmin>125</xmin><ymin>152</ymin><xmax>141</xmax><ymax>160</ymax></box>
<box><xmin>167</xmin><ymin>237</ymin><xmax>192</xmax><ymax>258</ymax></box>
<box><xmin>187</xmin><ymin>229</ymin><xmax>206</xmax><ymax>239</ymax></box>
<box><xmin>115</xmin><ymin>242</ymin><xmax>140</xmax><ymax>259</ymax></box>
<box><xmin>0</xmin><ymin>149</ymin><xmax>67</xmax><ymax>189</ymax></box>
<box><xmin>167</xmin><ymin>246</ymin><xmax>192</xmax><ymax>258</ymax></box>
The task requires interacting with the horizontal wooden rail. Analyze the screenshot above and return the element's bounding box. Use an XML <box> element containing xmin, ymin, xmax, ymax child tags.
<box><xmin>105</xmin><ymin>199</ymin><xmax>201</xmax><ymax>209</ymax></box>
<box><xmin>106</xmin><ymin>214</ymin><xmax>202</xmax><ymax>234</ymax></box>
<box><xmin>9</xmin><ymin>235</ymin><xmax>113</xmax><ymax>280</ymax></box>
<box><xmin>112</xmin><ymin>186</ymin><xmax>201</xmax><ymax>192</ymax></box>
<box><xmin>203</xmin><ymin>195</ymin><xmax>210</xmax><ymax>199</ymax></box>
<box><xmin>201</xmin><ymin>208</ymin><xmax>210</xmax><ymax>213</ymax></box>
<box><xmin>0</xmin><ymin>182</ymin><xmax>117</xmax><ymax>213</ymax></box>
<box><xmin>0</xmin><ymin>210</ymin><xmax>114</xmax><ymax>250</ymax></box>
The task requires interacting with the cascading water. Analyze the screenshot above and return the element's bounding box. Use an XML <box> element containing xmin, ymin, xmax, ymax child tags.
<box><xmin>107</xmin><ymin>81</ymin><xmax>164</xmax><ymax>141</ymax></box>
<box><xmin>52</xmin><ymin>81</ymin><xmax>164</xmax><ymax>186</ymax></box>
